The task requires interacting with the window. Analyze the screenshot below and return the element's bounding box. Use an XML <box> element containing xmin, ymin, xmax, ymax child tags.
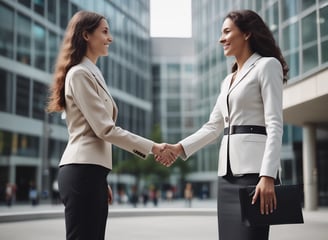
<box><xmin>322</xmin><ymin>40</ymin><xmax>328</xmax><ymax>63</ymax></box>
<box><xmin>282</xmin><ymin>125</ymin><xmax>290</xmax><ymax>144</ymax></box>
<box><xmin>302</xmin><ymin>12</ymin><xmax>317</xmax><ymax>46</ymax></box>
<box><xmin>33</xmin><ymin>0</ymin><xmax>44</xmax><ymax>16</ymax></box>
<box><xmin>167</xmin><ymin>78</ymin><xmax>180</xmax><ymax>95</ymax></box>
<box><xmin>265</xmin><ymin>2</ymin><xmax>278</xmax><ymax>33</ymax></box>
<box><xmin>285</xmin><ymin>52</ymin><xmax>300</xmax><ymax>79</ymax></box>
<box><xmin>48</xmin><ymin>138</ymin><xmax>66</xmax><ymax>159</ymax></box>
<box><xmin>255</xmin><ymin>0</ymin><xmax>262</xmax><ymax>11</ymax></box>
<box><xmin>0</xmin><ymin>4</ymin><xmax>14</xmax><ymax>58</ymax></box>
<box><xmin>301</xmin><ymin>0</ymin><xmax>315</xmax><ymax>11</ymax></box>
<box><xmin>292</xmin><ymin>126</ymin><xmax>303</xmax><ymax>142</ymax></box>
<box><xmin>17</xmin><ymin>13</ymin><xmax>31</xmax><ymax>64</ymax></box>
<box><xmin>282</xmin><ymin>22</ymin><xmax>299</xmax><ymax>51</ymax></box>
<box><xmin>185</xmin><ymin>64</ymin><xmax>193</xmax><ymax>73</ymax></box>
<box><xmin>184</xmin><ymin>116</ymin><xmax>194</xmax><ymax>128</ymax></box>
<box><xmin>12</xmin><ymin>133</ymin><xmax>39</xmax><ymax>157</ymax></box>
<box><xmin>0</xmin><ymin>130</ymin><xmax>12</xmax><ymax>156</ymax></box>
<box><xmin>47</xmin><ymin>0</ymin><xmax>56</xmax><ymax>23</ymax></box>
<box><xmin>167</xmin><ymin>64</ymin><xmax>180</xmax><ymax>78</ymax></box>
<box><xmin>16</xmin><ymin>75</ymin><xmax>30</xmax><ymax>117</ymax></box>
<box><xmin>48</xmin><ymin>31</ymin><xmax>58</xmax><ymax>72</ymax></box>
<box><xmin>167</xmin><ymin>132</ymin><xmax>181</xmax><ymax>144</ymax></box>
<box><xmin>33</xmin><ymin>23</ymin><xmax>46</xmax><ymax>70</ymax></box>
<box><xmin>167</xmin><ymin>64</ymin><xmax>181</xmax><ymax>94</ymax></box>
<box><xmin>33</xmin><ymin>81</ymin><xmax>47</xmax><ymax>120</ymax></box>
<box><xmin>167</xmin><ymin>99</ymin><xmax>180</xmax><ymax>113</ymax></box>
<box><xmin>48</xmin><ymin>139</ymin><xmax>66</xmax><ymax>159</ymax></box>
<box><xmin>303</xmin><ymin>46</ymin><xmax>318</xmax><ymax>73</ymax></box>
<box><xmin>320</xmin><ymin>6</ymin><xmax>328</xmax><ymax>63</ymax></box>
<box><xmin>60</xmin><ymin>0</ymin><xmax>69</xmax><ymax>29</ymax></box>
<box><xmin>0</xmin><ymin>69</ymin><xmax>13</xmax><ymax>113</ymax></box>
<box><xmin>302</xmin><ymin>12</ymin><xmax>318</xmax><ymax>72</ymax></box>
<box><xmin>48</xmin><ymin>139</ymin><xmax>58</xmax><ymax>159</ymax></box>
<box><xmin>18</xmin><ymin>0</ymin><xmax>31</xmax><ymax>8</ymax></box>
<box><xmin>152</xmin><ymin>65</ymin><xmax>160</xmax><ymax>80</ymax></box>
<box><xmin>282</xmin><ymin>0</ymin><xmax>299</xmax><ymax>21</ymax></box>
<box><xmin>71</xmin><ymin>3</ymin><xmax>79</xmax><ymax>17</ymax></box>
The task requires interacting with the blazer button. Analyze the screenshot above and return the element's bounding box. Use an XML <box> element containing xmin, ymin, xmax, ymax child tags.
<box><xmin>225</xmin><ymin>117</ymin><xmax>229</xmax><ymax>123</ymax></box>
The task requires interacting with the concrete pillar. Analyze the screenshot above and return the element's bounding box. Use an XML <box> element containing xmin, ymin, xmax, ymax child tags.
<box><xmin>302</xmin><ymin>124</ymin><xmax>318</xmax><ymax>211</ymax></box>
<box><xmin>9</xmin><ymin>164</ymin><xmax>15</xmax><ymax>183</ymax></box>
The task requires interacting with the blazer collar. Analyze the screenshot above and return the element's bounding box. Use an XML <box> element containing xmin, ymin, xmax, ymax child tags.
<box><xmin>228</xmin><ymin>53</ymin><xmax>262</xmax><ymax>93</ymax></box>
<box><xmin>81</xmin><ymin>57</ymin><xmax>111</xmax><ymax>95</ymax></box>
<box><xmin>80</xmin><ymin>57</ymin><xmax>118</xmax><ymax>119</ymax></box>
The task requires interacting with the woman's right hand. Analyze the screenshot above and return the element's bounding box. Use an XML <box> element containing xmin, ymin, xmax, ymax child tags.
<box><xmin>155</xmin><ymin>143</ymin><xmax>184</xmax><ymax>167</ymax></box>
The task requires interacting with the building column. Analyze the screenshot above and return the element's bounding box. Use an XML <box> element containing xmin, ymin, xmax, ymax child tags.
<box><xmin>302</xmin><ymin>124</ymin><xmax>318</xmax><ymax>211</ymax></box>
<box><xmin>9</xmin><ymin>164</ymin><xmax>16</xmax><ymax>183</ymax></box>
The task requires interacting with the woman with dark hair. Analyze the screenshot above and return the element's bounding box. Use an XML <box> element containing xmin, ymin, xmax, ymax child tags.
<box><xmin>47</xmin><ymin>11</ymin><xmax>172</xmax><ymax>240</ymax></box>
<box><xmin>160</xmin><ymin>9</ymin><xmax>288</xmax><ymax>240</ymax></box>
<box><xmin>226</xmin><ymin>10</ymin><xmax>289</xmax><ymax>81</ymax></box>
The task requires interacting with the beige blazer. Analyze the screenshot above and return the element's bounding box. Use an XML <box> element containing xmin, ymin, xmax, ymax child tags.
<box><xmin>179</xmin><ymin>53</ymin><xmax>283</xmax><ymax>178</ymax></box>
<box><xmin>59</xmin><ymin>57</ymin><xmax>154</xmax><ymax>169</ymax></box>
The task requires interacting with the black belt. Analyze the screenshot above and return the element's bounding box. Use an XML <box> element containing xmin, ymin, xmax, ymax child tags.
<box><xmin>224</xmin><ymin>125</ymin><xmax>267</xmax><ymax>135</ymax></box>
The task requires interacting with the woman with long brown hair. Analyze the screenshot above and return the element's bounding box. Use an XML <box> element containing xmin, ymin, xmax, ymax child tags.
<box><xmin>47</xmin><ymin>11</ymin><xmax>172</xmax><ymax>240</ymax></box>
<box><xmin>161</xmin><ymin>9</ymin><xmax>288</xmax><ymax>240</ymax></box>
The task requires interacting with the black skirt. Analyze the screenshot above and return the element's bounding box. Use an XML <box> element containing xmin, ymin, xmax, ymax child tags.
<box><xmin>217</xmin><ymin>174</ymin><xmax>269</xmax><ymax>240</ymax></box>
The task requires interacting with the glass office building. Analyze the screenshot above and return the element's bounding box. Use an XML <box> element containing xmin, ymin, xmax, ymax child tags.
<box><xmin>0</xmin><ymin>0</ymin><xmax>152</xmax><ymax>202</ymax></box>
<box><xmin>191</xmin><ymin>0</ymin><xmax>328</xmax><ymax>206</ymax></box>
<box><xmin>152</xmin><ymin>37</ymin><xmax>219</xmax><ymax>197</ymax></box>
<box><xmin>151</xmin><ymin>38</ymin><xmax>196</xmax><ymax>144</ymax></box>
<box><xmin>151</xmin><ymin>38</ymin><xmax>216</xmax><ymax>197</ymax></box>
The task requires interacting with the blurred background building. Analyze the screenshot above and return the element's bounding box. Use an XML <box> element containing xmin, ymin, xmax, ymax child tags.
<box><xmin>151</xmin><ymin>38</ymin><xmax>215</xmax><ymax>198</ymax></box>
<box><xmin>0</xmin><ymin>0</ymin><xmax>327</xmax><ymax>209</ymax></box>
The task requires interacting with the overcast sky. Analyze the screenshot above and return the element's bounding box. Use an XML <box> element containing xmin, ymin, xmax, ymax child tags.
<box><xmin>150</xmin><ymin>0</ymin><xmax>191</xmax><ymax>38</ymax></box>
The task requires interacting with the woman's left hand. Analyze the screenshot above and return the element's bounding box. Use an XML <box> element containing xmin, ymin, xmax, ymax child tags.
<box><xmin>108</xmin><ymin>185</ymin><xmax>113</xmax><ymax>205</ymax></box>
<box><xmin>252</xmin><ymin>176</ymin><xmax>276</xmax><ymax>215</ymax></box>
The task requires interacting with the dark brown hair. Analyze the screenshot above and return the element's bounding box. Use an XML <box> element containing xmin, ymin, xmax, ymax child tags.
<box><xmin>47</xmin><ymin>11</ymin><xmax>105</xmax><ymax>112</ymax></box>
<box><xmin>226</xmin><ymin>10</ymin><xmax>289</xmax><ymax>82</ymax></box>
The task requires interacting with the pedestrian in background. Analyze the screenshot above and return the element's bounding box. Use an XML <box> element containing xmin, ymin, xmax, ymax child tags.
<box><xmin>47</xmin><ymin>11</ymin><xmax>173</xmax><ymax>240</ymax></box>
<box><xmin>159</xmin><ymin>9</ymin><xmax>288</xmax><ymax>240</ymax></box>
<box><xmin>5</xmin><ymin>183</ymin><xmax>16</xmax><ymax>207</ymax></box>
<box><xmin>29</xmin><ymin>182</ymin><xmax>38</xmax><ymax>206</ymax></box>
<box><xmin>184</xmin><ymin>182</ymin><xmax>193</xmax><ymax>208</ymax></box>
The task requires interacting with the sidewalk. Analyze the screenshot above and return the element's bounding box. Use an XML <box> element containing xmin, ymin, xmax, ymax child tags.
<box><xmin>0</xmin><ymin>199</ymin><xmax>327</xmax><ymax>240</ymax></box>
<box><xmin>0</xmin><ymin>199</ymin><xmax>216</xmax><ymax>222</ymax></box>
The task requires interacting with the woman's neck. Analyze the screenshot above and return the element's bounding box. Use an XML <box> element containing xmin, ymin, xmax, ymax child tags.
<box><xmin>85</xmin><ymin>53</ymin><xmax>98</xmax><ymax>64</ymax></box>
<box><xmin>235</xmin><ymin>49</ymin><xmax>253</xmax><ymax>71</ymax></box>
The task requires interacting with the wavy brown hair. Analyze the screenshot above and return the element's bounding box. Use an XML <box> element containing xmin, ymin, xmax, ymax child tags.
<box><xmin>47</xmin><ymin>11</ymin><xmax>105</xmax><ymax>112</ymax></box>
<box><xmin>226</xmin><ymin>10</ymin><xmax>289</xmax><ymax>82</ymax></box>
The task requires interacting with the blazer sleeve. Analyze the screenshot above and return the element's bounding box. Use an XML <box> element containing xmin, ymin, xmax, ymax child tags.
<box><xmin>68</xmin><ymin>69</ymin><xmax>154</xmax><ymax>159</ymax></box>
<box><xmin>179</xmin><ymin>92</ymin><xmax>225</xmax><ymax>160</ymax></box>
<box><xmin>258</xmin><ymin>58</ymin><xmax>283</xmax><ymax>178</ymax></box>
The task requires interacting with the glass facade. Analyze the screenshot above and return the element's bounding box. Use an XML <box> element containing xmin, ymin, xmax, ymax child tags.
<box><xmin>151</xmin><ymin>38</ymin><xmax>197</xmax><ymax>175</ymax></box>
<box><xmin>0</xmin><ymin>0</ymin><xmax>152</xmax><ymax>202</ymax></box>
<box><xmin>192</xmin><ymin>0</ymin><xmax>328</xmax><ymax>204</ymax></box>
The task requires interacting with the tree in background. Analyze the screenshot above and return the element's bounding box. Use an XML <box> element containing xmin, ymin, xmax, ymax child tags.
<box><xmin>113</xmin><ymin>124</ymin><xmax>190</xmax><ymax>199</ymax></box>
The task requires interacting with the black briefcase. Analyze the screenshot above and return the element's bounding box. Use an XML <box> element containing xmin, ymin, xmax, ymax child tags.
<box><xmin>239</xmin><ymin>184</ymin><xmax>304</xmax><ymax>226</ymax></box>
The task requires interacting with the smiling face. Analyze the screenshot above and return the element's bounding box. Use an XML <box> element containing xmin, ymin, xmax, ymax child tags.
<box><xmin>219</xmin><ymin>18</ymin><xmax>250</xmax><ymax>58</ymax></box>
<box><xmin>84</xmin><ymin>19</ymin><xmax>113</xmax><ymax>63</ymax></box>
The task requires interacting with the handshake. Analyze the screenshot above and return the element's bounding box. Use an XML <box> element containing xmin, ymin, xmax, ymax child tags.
<box><xmin>152</xmin><ymin>143</ymin><xmax>184</xmax><ymax>167</ymax></box>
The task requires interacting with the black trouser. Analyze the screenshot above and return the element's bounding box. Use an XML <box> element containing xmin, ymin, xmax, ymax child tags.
<box><xmin>58</xmin><ymin>164</ymin><xmax>110</xmax><ymax>240</ymax></box>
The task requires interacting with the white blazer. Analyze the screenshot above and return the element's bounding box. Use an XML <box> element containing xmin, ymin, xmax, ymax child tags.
<box><xmin>179</xmin><ymin>53</ymin><xmax>283</xmax><ymax>178</ymax></box>
<box><xmin>60</xmin><ymin>57</ymin><xmax>154</xmax><ymax>170</ymax></box>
